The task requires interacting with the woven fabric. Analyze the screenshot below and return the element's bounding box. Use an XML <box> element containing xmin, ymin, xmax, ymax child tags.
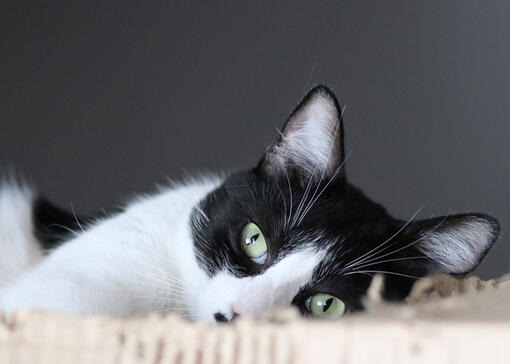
<box><xmin>1</xmin><ymin>274</ymin><xmax>509</xmax><ymax>364</ymax></box>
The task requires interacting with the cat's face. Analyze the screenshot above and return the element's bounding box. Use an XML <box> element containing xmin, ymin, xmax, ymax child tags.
<box><xmin>190</xmin><ymin>86</ymin><xmax>499</xmax><ymax>323</ymax></box>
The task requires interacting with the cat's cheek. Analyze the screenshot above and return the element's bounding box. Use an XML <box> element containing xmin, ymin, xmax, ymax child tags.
<box><xmin>193</xmin><ymin>247</ymin><xmax>325</xmax><ymax>322</ymax></box>
<box><xmin>231</xmin><ymin>276</ymin><xmax>277</xmax><ymax>316</ymax></box>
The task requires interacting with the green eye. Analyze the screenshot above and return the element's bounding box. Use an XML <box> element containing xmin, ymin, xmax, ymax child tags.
<box><xmin>241</xmin><ymin>223</ymin><xmax>268</xmax><ymax>264</ymax></box>
<box><xmin>306</xmin><ymin>293</ymin><xmax>345</xmax><ymax>319</ymax></box>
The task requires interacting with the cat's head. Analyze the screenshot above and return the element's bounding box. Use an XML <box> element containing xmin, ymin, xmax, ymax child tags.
<box><xmin>190</xmin><ymin>86</ymin><xmax>499</xmax><ymax>322</ymax></box>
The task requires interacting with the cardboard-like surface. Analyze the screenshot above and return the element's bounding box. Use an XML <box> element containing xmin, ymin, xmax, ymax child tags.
<box><xmin>1</xmin><ymin>274</ymin><xmax>509</xmax><ymax>364</ymax></box>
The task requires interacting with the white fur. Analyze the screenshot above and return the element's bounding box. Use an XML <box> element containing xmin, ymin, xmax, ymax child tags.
<box><xmin>0</xmin><ymin>176</ymin><xmax>223</xmax><ymax>317</ymax></box>
<box><xmin>0</xmin><ymin>181</ymin><xmax>43</xmax><ymax>289</ymax></box>
<box><xmin>196</xmin><ymin>247</ymin><xmax>325</xmax><ymax>322</ymax></box>
<box><xmin>0</xmin><ymin>176</ymin><xmax>329</xmax><ymax>322</ymax></box>
<box><xmin>419</xmin><ymin>219</ymin><xmax>493</xmax><ymax>272</ymax></box>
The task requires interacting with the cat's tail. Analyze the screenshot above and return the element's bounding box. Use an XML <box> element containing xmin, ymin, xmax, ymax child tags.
<box><xmin>0</xmin><ymin>177</ymin><xmax>86</xmax><ymax>289</ymax></box>
<box><xmin>0</xmin><ymin>178</ymin><xmax>43</xmax><ymax>289</ymax></box>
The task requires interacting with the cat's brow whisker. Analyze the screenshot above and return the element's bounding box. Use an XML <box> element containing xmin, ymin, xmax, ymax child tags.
<box><xmin>349</xmin><ymin>256</ymin><xmax>427</xmax><ymax>271</ymax></box>
<box><xmin>291</xmin><ymin>163</ymin><xmax>317</xmax><ymax>228</ymax></box>
<box><xmin>275</xmin><ymin>183</ymin><xmax>289</xmax><ymax>232</ymax></box>
<box><xmin>296</xmin><ymin>146</ymin><xmax>353</xmax><ymax>227</ymax></box>
<box><xmin>290</xmin><ymin>123</ymin><xmax>335</xmax><ymax>228</ymax></box>
<box><xmin>344</xmin><ymin>270</ymin><xmax>420</xmax><ymax>280</ymax></box>
<box><xmin>292</xmin><ymin>164</ymin><xmax>323</xmax><ymax>229</ymax></box>
<box><xmin>294</xmin><ymin>121</ymin><xmax>340</xmax><ymax>228</ymax></box>
<box><xmin>357</xmin><ymin>213</ymin><xmax>451</xmax><ymax>266</ymax></box>
<box><xmin>341</xmin><ymin>204</ymin><xmax>425</xmax><ymax>271</ymax></box>
<box><xmin>296</xmin><ymin>103</ymin><xmax>346</xmax><ymax>227</ymax></box>
<box><xmin>283</xmin><ymin>169</ymin><xmax>294</xmax><ymax>231</ymax></box>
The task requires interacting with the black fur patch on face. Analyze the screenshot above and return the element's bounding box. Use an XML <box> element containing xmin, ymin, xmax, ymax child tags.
<box><xmin>190</xmin><ymin>85</ymin><xmax>500</xmax><ymax>316</ymax></box>
<box><xmin>191</xmin><ymin>166</ymin><xmax>433</xmax><ymax>313</ymax></box>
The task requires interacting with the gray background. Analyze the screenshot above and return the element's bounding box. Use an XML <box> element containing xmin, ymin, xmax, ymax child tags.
<box><xmin>1</xmin><ymin>1</ymin><xmax>509</xmax><ymax>278</ymax></box>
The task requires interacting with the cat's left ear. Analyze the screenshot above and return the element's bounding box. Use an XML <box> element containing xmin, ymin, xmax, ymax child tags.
<box><xmin>406</xmin><ymin>213</ymin><xmax>500</xmax><ymax>275</ymax></box>
<box><xmin>258</xmin><ymin>85</ymin><xmax>345</xmax><ymax>181</ymax></box>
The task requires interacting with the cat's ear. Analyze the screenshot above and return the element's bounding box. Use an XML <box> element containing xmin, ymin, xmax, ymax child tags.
<box><xmin>258</xmin><ymin>85</ymin><xmax>345</xmax><ymax>181</ymax></box>
<box><xmin>407</xmin><ymin>214</ymin><xmax>500</xmax><ymax>275</ymax></box>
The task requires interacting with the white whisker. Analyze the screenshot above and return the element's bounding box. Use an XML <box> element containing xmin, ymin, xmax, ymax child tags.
<box><xmin>359</xmin><ymin>214</ymin><xmax>451</xmax><ymax>265</ymax></box>
<box><xmin>351</xmin><ymin>256</ymin><xmax>427</xmax><ymax>271</ymax></box>
<box><xmin>283</xmin><ymin>169</ymin><xmax>294</xmax><ymax>231</ymax></box>
<box><xmin>70</xmin><ymin>203</ymin><xmax>85</xmax><ymax>233</ymax></box>
<box><xmin>341</xmin><ymin>204</ymin><xmax>425</xmax><ymax>272</ymax></box>
<box><xmin>344</xmin><ymin>270</ymin><xmax>420</xmax><ymax>280</ymax></box>
<box><xmin>294</xmin><ymin>120</ymin><xmax>340</xmax><ymax>227</ymax></box>
<box><xmin>296</xmin><ymin>147</ymin><xmax>354</xmax><ymax>227</ymax></box>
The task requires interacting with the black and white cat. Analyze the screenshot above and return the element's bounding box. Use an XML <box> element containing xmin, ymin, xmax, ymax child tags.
<box><xmin>0</xmin><ymin>86</ymin><xmax>500</xmax><ymax>322</ymax></box>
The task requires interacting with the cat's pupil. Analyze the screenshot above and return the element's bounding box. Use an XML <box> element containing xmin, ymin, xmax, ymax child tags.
<box><xmin>245</xmin><ymin>234</ymin><xmax>260</xmax><ymax>245</ymax></box>
<box><xmin>323</xmin><ymin>298</ymin><xmax>333</xmax><ymax>312</ymax></box>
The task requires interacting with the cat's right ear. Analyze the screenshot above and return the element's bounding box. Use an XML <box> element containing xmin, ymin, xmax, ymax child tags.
<box><xmin>257</xmin><ymin>86</ymin><xmax>346</xmax><ymax>182</ymax></box>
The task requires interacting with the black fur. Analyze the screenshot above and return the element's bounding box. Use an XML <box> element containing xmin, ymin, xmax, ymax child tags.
<box><xmin>32</xmin><ymin>198</ymin><xmax>89</xmax><ymax>251</ymax></box>
<box><xmin>31</xmin><ymin>198</ymin><xmax>122</xmax><ymax>252</ymax></box>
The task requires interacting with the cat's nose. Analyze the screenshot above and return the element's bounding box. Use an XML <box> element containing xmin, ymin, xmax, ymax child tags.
<box><xmin>213</xmin><ymin>312</ymin><xmax>229</xmax><ymax>322</ymax></box>
<box><xmin>213</xmin><ymin>311</ymin><xmax>239</xmax><ymax>323</ymax></box>
<box><xmin>232</xmin><ymin>302</ymin><xmax>242</xmax><ymax>317</ymax></box>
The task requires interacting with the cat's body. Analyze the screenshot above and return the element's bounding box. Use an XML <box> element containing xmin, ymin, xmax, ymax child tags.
<box><xmin>0</xmin><ymin>86</ymin><xmax>500</xmax><ymax>322</ymax></box>
<box><xmin>0</xmin><ymin>177</ymin><xmax>222</xmax><ymax>318</ymax></box>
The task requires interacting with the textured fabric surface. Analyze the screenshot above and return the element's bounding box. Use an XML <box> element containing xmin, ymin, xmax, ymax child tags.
<box><xmin>1</xmin><ymin>274</ymin><xmax>509</xmax><ymax>364</ymax></box>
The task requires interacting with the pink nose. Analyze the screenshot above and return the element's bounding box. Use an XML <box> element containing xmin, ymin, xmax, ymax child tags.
<box><xmin>232</xmin><ymin>277</ymin><xmax>275</xmax><ymax>317</ymax></box>
<box><xmin>232</xmin><ymin>293</ymin><xmax>274</xmax><ymax>317</ymax></box>
<box><xmin>232</xmin><ymin>302</ymin><xmax>243</xmax><ymax>316</ymax></box>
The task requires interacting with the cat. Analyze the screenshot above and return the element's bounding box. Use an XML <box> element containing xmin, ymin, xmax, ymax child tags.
<box><xmin>0</xmin><ymin>86</ymin><xmax>500</xmax><ymax>322</ymax></box>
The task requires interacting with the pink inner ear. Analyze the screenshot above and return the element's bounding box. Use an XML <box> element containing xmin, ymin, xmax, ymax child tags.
<box><xmin>232</xmin><ymin>278</ymin><xmax>275</xmax><ymax>316</ymax></box>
